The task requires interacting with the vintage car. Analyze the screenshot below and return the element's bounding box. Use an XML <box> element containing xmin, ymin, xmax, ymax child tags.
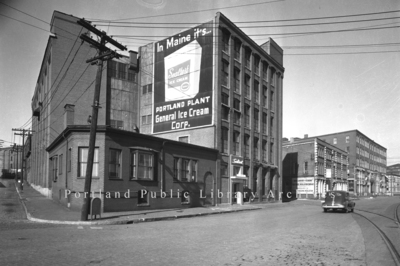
<box><xmin>322</xmin><ymin>190</ymin><xmax>355</xmax><ymax>213</ymax></box>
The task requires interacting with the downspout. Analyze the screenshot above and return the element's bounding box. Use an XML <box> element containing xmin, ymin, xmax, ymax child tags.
<box><xmin>62</xmin><ymin>132</ymin><xmax>68</xmax><ymax>189</ymax></box>
<box><xmin>62</xmin><ymin>131</ymin><xmax>70</xmax><ymax>208</ymax></box>
<box><xmin>161</xmin><ymin>141</ymin><xmax>169</xmax><ymax>192</ymax></box>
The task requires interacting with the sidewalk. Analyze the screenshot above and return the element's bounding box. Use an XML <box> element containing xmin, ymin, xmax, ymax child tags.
<box><xmin>15</xmin><ymin>182</ymin><xmax>283</xmax><ymax>225</ymax></box>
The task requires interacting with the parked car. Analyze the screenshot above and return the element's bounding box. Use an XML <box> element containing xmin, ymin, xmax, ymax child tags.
<box><xmin>322</xmin><ymin>190</ymin><xmax>355</xmax><ymax>213</ymax></box>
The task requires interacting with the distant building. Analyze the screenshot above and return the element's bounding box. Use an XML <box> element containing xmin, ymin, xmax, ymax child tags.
<box><xmin>282</xmin><ymin>136</ymin><xmax>348</xmax><ymax>200</ymax></box>
<box><xmin>387</xmin><ymin>174</ymin><xmax>400</xmax><ymax>195</ymax></box>
<box><xmin>311</xmin><ymin>130</ymin><xmax>387</xmax><ymax>195</ymax></box>
<box><xmin>387</xmin><ymin>163</ymin><xmax>400</xmax><ymax>176</ymax></box>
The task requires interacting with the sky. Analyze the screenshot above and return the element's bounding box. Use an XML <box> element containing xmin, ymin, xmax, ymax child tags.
<box><xmin>0</xmin><ymin>0</ymin><xmax>399</xmax><ymax>165</ymax></box>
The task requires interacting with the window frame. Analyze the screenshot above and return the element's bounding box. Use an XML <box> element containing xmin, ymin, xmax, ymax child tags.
<box><xmin>78</xmin><ymin>147</ymin><xmax>99</xmax><ymax>178</ymax></box>
<box><xmin>130</xmin><ymin>150</ymin><xmax>154</xmax><ymax>181</ymax></box>
<box><xmin>109</xmin><ymin>148</ymin><xmax>122</xmax><ymax>179</ymax></box>
<box><xmin>173</xmin><ymin>157</ymin><xmax>198</xmax><ymax>182</ymax></box>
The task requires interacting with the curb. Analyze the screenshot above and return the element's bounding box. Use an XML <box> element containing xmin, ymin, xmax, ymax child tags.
<box><xmin>14</xmin><ymin>183</ymin><xmax>263</xmax><ymax>225</ymax></box>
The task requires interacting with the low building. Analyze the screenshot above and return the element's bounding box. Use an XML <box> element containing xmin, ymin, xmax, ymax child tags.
<box><xmin>282</xmin><ymin>136</ymin><xmax>348</xmax><ymax>200</ymax></box>
<box><xmin>46</xmin><ymin>114</ymin><xmax>218</xmax><ymax>212</ymax></box>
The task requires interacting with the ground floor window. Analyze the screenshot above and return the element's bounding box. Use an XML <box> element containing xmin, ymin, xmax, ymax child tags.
<box><xmin>138</xmin><ymin>189</ymin><xmax>149</xmax><ymax>206</ymax></box>
<box><xmin>78</xmin><ymin>147</ymin><xmax>99</xmax><ymax>177</ymax></box>
<box><xmin>131</xmin><ymin>150</ymin><xmax>154</xmax><ymax>180</ymax></box>
<box><xmin>173</xmin><ymin>157</ymin><xmax>197</xmax><ymax>182</ymax></box>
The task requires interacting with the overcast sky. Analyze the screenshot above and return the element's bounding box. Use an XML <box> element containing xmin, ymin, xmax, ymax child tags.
<box><xmin>0</xmin><ymin>0</ymin><xmax>399</xmax><ymax>165</ymax></box>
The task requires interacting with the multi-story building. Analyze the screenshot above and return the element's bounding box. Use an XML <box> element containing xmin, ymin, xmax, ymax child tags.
<box><xmin>387</xmin><ymin>164</ymin><xmax>400</xmax><ymax>196</ymax></box>
<box><xmin>0</xmin><ymin>147</ymin><xmax>19</xmax><ymax>177</ymax></box>
<box><xmin>312</xmin><ymin>130</ymin><xmax>387</xmax><ymax>196</ymax></box>
<box><xmin>387</xmin><ymin>164</ymin><xmax>400</xmax><ymax>176</ymax></box>
<box><xmin>28</xmin><ymin>10</ymin><xmax>284</xmax><ymax>212</ymax></box>
<box><xmin>282</xmin><ymin>136</ymin><xmax>348</xmax><ymax>200</ymax></box>
<box><xmin>138</xmin><ymin>12</ymin><xmax>284</xmax><ymax>203</ymax></box>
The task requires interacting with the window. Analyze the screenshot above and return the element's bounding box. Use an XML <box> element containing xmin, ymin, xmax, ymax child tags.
<box><xmin>262</xmin><ymin>141</ymin><xmax>267</xmax><ymax>162</ymax></box>
<box><xmin>271</xmin><ymin>71</ymin><xmax>276</xmax><ymax>87</ymax></box>
<box><xmin>254</xmin><ymin>108</ymin><xmax>259</xmax><ymax>132</ymax></box>
<box><xmin>222</xmin><ymin>105</ymin><xmax>230</xmax><ymax>121</ymax></box>
<box><xmin>244</xmin><ymin>135</ymin><xmax>250</xmax><ymax>158</ymax></box>
<box><xmin>254</xmin><ymin>80</ymin><xmax>259</xmax><ymax>103</ymax></box>
<box><xmin>131</xmin><ymin>150</ymin><xmax>154</xmax><ymax>180</ymax></box>
<box><xmin>142</xmin><ymin>84</ymin><xmax>153</xmax><ymax>95</ymax></box>
<box><xmin>221</xmin><ymin>164</ymin><xmax>228</xmax><ymax>176</ymax></box>
<box><xmin>333</xmin><ymin>138</ymin><xmax>337</xmax><ymax>144</ymax></box>
<box><xmin>270</xmin><ymin>90</ymin><xmax>274</xmax><ymax>111</ymax></box>
<box><xmin>222</xmin><ymin>93</ymin><xmax>229</xmax><ymax>105</ymax></box>
<box><xmin>244</xmin><ymin>75</ymin><xmax>250</xmax><ymax>98</ymax></box>
<box><xmin>110</xmin><ymin>119</ymin><xmax>124</xmax><ymax>129</ymax></box>
<box><xmin>233</xmin><ymin>111</ymin><xmax>241</xmax><ymax>125</ymax></box>
<box><xmin>233</xmin><ymin>68</ymin><xmax>240</xmax><ymax>93</ymax></box>
<box><xmin>233</xmin><ymin>99</ymin><xmax>240</xmax><ymax>111</ymax></box>
<box><xmin>59</xmin><ymin>154</ymin><xmax>63</xmax><ymax>175</ymax></box>
<box><xmin>78</xmin><ymin>147</ymin><xmax>99</xmax><ymax>177</ymax></box>
<box><xmin>173</xmin><ymin>157</ymin><xmax>197</xmax><ymax>182</ymax></box>
<box><xmin>270</xmin><ymin>143</ymin><xmax>274</xmax><ymax>163</ymax></box>
<box><xmin>234</xmin><ymin>39</ymin><xmax>241</xmax><ymax>60</ymax></box>
<box><xmin>221</xmin><ymin>60</ymin><xmax>229</xmax><ymax>87</ymax></box>
<box><xmin>138</xmin><ymin>189</ymin><xmax>149</xmax><ymax>205</ymax></box>
<box><xmin>221</xmin><ymin>127</ymin><xmax>229</xmax><ymax>154</ymax></box>
<box><xmin>109</xmin><ymin>149</ymin><xmax>121</xmax><ymax>179</ymax></box>
<box><xmin>141</xmin><ymin>115</ymin><xmax>152</xmax><ymax>125</ymax></box>
<box><xmin>262</xmin><ymin>113</ymin><xmax>267</xmax><ymax>134</ymax></box>
<box><xmin>262</xmin><ymin>62</ymin><xmax>268</xmax><ymax>81</ymax></box>
<box><xmin>179</xmin><ymin>136</ymin><xmax>189</xmax><ymax>143</ymax></box>
<box><xmin>254</xmin><ymin>56</ymin><xmax>260</xmax><ymax>74</ymax></box>
<box><xmin>244</xmin><ymin>104</ymin><xmax>250</xmax><ymax>128</ymax></box>
<box><xmin>346</xmin><ymin>136</ymin><xmax>350</xmax><ymax>143</ymax></box>
<box><xmin>253</xmin><ymin>138</ymin><xmax>259</xmax><ymax>160</ymax></box>
<box><xmin>52</xmin><ymin>156</ymin><xmax>58</xmax><ymax>182</ymax></box>
<box><xmin>304</xmin><ymin>162</ymin><xmax>308</xmax><ymax>174</ymax></box>
<box><xmin>263</xmin><ymin>86</ymin><xmax>268</xmax><ymax>108</ymax></box>
<box><xmin>128</xmin><ymin>69</ymin><xmax>137</xmax><ymax>82</ymax></box>
<box><xmin>245</xmin><ymin>49</ymin><xmax>251</xmax><ymax>68</ymax></box>
<box><xmin>222</xmin><ymin>30</ymin><xmax>230</xmax><ymax>53</ymax></box>
<box><xmin>118</xmin><ymin>63</ymin><xmax>127</xmax><ymax>80</ymax></box>
<box><xmin>233</xmin><ymin>131</ymin><xmax>240</xmax><ymax>155</ymax></box>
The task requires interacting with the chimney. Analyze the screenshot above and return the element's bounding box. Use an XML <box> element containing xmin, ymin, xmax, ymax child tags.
<box><xmin>304</xmin><ymin>134</ymin><xmax>308</xmax><ymax>139</ymax></box>
<box><xmin>64</xmin><ymin>104</ymin><xmax>75</xmax><ymax>128</ymax></box>
<box><xmin>290</xmin><ymin>137</ymin><xmax>294</xmax><ymax>143</ymax></box>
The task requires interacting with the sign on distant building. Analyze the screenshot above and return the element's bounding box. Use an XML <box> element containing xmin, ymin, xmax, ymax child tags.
<box><xmin>293</xmin><ymin>177</ymin><xmax>315</xmax><ymax>194</ymax></box>
<box><xmin>153</xmin><ymin>21</ymin><xmax>214</xmax><ymax>133</ymax></box>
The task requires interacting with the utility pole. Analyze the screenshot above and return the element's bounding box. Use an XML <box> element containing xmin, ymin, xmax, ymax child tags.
<box><xmin>77</xmin><ymin>18</ymin><xmax>126</xmax><ymax>221</ymax></box>
<box><xmin>13</xmin><ymin>128</ymin><xmax>31</xmax><ymax>190</ymax></box>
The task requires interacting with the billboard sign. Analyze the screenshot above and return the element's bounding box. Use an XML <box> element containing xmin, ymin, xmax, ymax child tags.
<box><xmin>153</xmin><ymin>21</ymin><xmax>214</xmax><ymax>133</ymax></box>
<box><xmin>293</xmin><ymin>177</ymin><xmax>315</xmax><ymax>193</ymax></box>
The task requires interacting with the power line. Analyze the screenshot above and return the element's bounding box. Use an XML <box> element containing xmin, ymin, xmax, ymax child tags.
<box><xmin>95</xmin><ymin>15</ymin><xmax>400</xmax><ymax>29</ymax></box>
<box><xmin>90</xmin><ymin>0</ymin><xmax>284</xmax><ymax>22</ymax></box>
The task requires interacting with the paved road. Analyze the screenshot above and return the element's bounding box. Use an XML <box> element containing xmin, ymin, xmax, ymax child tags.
<box><xmin>1</xmin><ymin>178</ymin><xmax>399</xmax><ymax>265</ymax></box>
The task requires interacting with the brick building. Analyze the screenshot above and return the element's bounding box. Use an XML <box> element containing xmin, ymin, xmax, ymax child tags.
<box><xmin>46</xmin><ymin>124</ymin><xmax>218</xmax><ymax>211</ymax></box>
<box><xmin>138</xmin><ymin>12</ymin><xmax>284</xmax><ymax>203</ymax></box>
<box><xmin>282</xmin><ymin>136</ymin><xmax>348</xmax><ymax>200</ymax></box>
<box><xmin>27</xmin><ymin>10</ymin><xmax>284</xmax><ymax>212</ymax></box>
<box><xmin>312</xmin><ymin>130</ymin><xmax>387</xmax><ymax>196</ymax></box>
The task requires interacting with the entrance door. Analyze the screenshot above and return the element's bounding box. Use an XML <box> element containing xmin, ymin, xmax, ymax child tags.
<box><xmin>232</xmin><ymin>183</ymin><xmax>240</xmax><ymax>203</ymax></box>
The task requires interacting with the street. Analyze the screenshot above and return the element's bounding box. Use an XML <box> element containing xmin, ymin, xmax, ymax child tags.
<box><xmin>1</xmin><ymin>178</ymin><xmax>400</xmax><ymax>265</ymax></box>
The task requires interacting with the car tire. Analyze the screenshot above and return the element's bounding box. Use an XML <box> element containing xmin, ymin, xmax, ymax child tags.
<box><xmin>323</xmin><ymin>209</ymin><xmax>327</xmax><ymax>213</ymax></box>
